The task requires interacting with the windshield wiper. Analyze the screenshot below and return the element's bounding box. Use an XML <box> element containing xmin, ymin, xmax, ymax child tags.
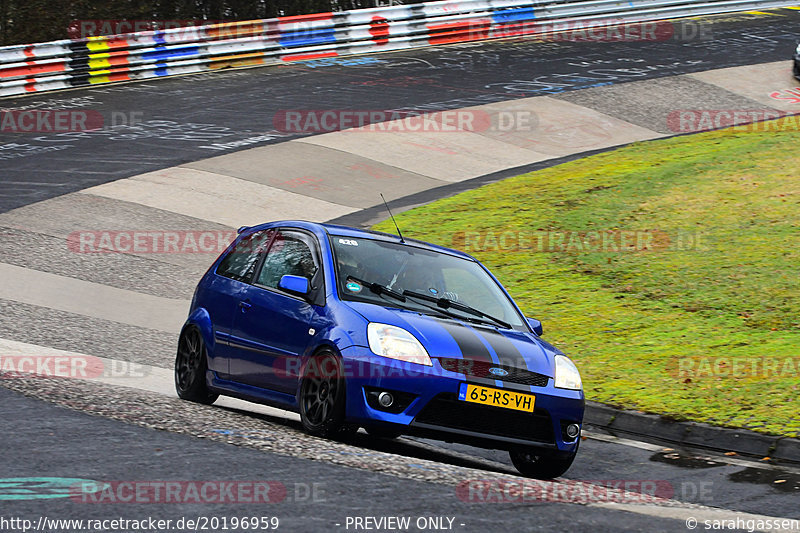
<box><xmin>407</xmin><ymin>299</ymin><xmax>495</xmax><ymax>326</ymax></box>
<box><xmin>345</xmin><ymin>277</ymin><xmax>510</xmax><ymax>328</ymax></box>
<box><xmin>346</xmin><ymin>276</ymin><xmax>463</xmax><ymax>321</ymax></box>
<box><xmin>347</xmin><ymin>276</ymin><xmax>407</xmax><ymax>303</ymax></box>
<box><xmin>402</xmin><ymin>290</ymin><xmax>512</xmax><ymax>330</ymax></box>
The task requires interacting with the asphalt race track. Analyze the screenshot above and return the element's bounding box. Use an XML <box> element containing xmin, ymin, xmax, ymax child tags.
<box><xmin>2</xmin><ymin>10</ymin><xmax>800</xmax><ymax>212</ymax></box>
<box><xmin>0</xmin><ymin>387</ymin><xmax>708</xmax><ymax>532</ymax></box>
<box><xmin>1</xmin><ymin>8</ymin><xmax>800</xmax><ymax>533</ymax></box>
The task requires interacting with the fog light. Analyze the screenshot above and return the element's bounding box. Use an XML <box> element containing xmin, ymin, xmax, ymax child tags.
<box><xmin>566</xmin><ymin>424</ymin><xmax>580</xmax><ymax>439</ymax></box>
<box><xmin>378</xmin><ymin>392</ymin><xmax>394</xmax><ymax>408</ymax></box>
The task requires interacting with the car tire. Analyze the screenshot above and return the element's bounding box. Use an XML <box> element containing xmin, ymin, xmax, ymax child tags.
<box><xmin>365</xmin><ymin>427</ymin><xmax>402</xmax><ymax>440</ymax></box>
<box><xmin>299</xmin><ymin>350</ymin><xmax>347</xmax><ymax>438</ymax></box>
<box><xmin>509</xmin><ymin>441</ymin><xmax>579</xmax><ymax>479</ymax></box>
<box><xmin>174</xmin><ymin>326</ymin><xmax>219</xmax><ymax>405</ymax></box>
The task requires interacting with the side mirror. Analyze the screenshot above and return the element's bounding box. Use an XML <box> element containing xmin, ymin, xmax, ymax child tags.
<box><xmin>278</xmin><ymin>274</ymin><xmax>310</xmax><ymax>297</ymax></box>
<box><xmin>526</xmin><ymin>317</ymin><xmax>543</xmax><ymax>336</ymax></box>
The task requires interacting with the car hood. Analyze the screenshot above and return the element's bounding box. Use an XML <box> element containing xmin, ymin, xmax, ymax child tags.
<box><xmin>345</xmin><ymin>301</ymin><xmax>559</xmax><ymax>377</ymax></box>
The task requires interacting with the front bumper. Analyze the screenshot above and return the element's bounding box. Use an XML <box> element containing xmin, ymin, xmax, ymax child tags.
<box><xmin>339</xmin><ymin>345</ymin><xmax>584</xmax><ymax>454</ymax></box>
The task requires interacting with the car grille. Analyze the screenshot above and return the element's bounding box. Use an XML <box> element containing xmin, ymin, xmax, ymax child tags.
<box><xmin>436</xmin><ymin>357</ymin><xmax>550</xmax><ymax>387</ymax></box>
<box><xmin>413</xmin><ymin>393</ymin><xmax>555</xmax><ymax>444</ymax></box>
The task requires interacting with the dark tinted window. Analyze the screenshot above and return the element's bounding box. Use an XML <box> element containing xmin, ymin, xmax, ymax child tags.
<box><xmin>256</xmin><ymin>231</ymin><xmax>319</xmax><ymax>290</ymax></box>
<box><xmin>216</xmin><ymin>230</ymin><xmax>273</xmax><ymax>282</ymax></box>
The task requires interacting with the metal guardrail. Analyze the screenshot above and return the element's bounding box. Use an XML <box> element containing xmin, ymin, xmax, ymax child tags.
<box><xmin>0</xmin><ymin>0</ymin><xmax>797</xmax><ymax>97</ymax></box>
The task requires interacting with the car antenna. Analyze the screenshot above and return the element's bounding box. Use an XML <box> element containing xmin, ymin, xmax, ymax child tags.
<box><xmin>380</xmin><ymin>193</ymin><xmax>405</xmax><ymax>243</ymax></box>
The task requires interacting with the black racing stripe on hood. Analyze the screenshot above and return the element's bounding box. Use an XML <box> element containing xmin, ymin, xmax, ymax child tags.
<box><xmin>434</xmin><ymin>320</ymin><xmax>493</xmax><ymax>364</ymax></box>
<box><xmin>472</xmin><ymin>326</ymin><xmax>529</xmax><ymax>371</ymax></box>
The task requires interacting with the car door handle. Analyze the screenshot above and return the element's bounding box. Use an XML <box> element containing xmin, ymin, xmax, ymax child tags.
<box><xmin>239</xmin><ymin>300</ymin><xmax>252</xmax><ymax>311</ymax></box>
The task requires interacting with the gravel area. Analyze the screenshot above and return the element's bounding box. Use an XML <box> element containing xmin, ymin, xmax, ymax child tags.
<box><xmin>554</xmin><ymin>75</ymin><xmax>778</xmax><ymax>134</ymax></box>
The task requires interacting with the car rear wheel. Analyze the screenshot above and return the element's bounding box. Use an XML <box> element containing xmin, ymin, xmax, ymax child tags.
<box><xmin>174</xmin><ymin>327</ymin><xmax>218</xmax><ymax>404</ymax></box>
<box><xmin>509</xmin><ymin>442</ymin><xmax>578</xmax><ymax>479</ymax></box>
<box><xmin>299</xmin><ymin>350</ymin><xmax>347</xmax><ymax>438</ymax></box>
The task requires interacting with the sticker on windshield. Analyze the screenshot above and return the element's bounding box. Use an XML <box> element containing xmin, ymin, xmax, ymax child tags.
<box><xmin>338</xmin><ymin>238</ymin><xmax>358</xmax><ymax>246</ymax></box>
<box><xmin>345</xmin><ymin>281</ymin><xmax>362</xmax><ymax>293</ymax></box>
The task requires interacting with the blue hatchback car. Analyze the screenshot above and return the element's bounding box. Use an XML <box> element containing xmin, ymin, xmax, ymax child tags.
<box><xmin>175</xmin><ymin>221</ymin><xmax>584</xmax><ymax>478</ymax></box>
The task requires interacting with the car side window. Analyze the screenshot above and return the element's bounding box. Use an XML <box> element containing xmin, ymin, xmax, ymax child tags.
<box><xmin>216</xmin><ymin>230</ymin><xmax>273</xmax><ymax>283</ymax></box>
<box><xmin>255</xmin><ymin>230</ymin><xmax>319</xmax><ymax>290</ymax></box>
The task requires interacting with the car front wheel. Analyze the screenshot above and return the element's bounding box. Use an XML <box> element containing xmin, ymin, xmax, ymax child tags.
<box><xmin>509</xmin><ymin>442</ymin><xmax>578</xmax><ymax>479</ymax></box>
<box><xmin>299</xmin><ymin>350</ymin><xmax>347</xmax><ymax>438</ymax></box>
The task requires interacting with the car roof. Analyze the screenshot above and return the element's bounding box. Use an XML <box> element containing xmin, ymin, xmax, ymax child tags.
<box><xmin>322</xmin><ymin>223</ymin><xmax>475</xmax><ymax>261</ymax></box>
<box><xmin>243</xmin><ymin>220</ymin><xmax>475</xmax><ymax>261</ymax></box>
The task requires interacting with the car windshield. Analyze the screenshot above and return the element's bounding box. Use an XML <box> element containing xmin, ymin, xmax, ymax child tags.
<box><xmin>330</xmin><ymin>235</ymin><xmax>526</xmax><ymax>330</ymax></box>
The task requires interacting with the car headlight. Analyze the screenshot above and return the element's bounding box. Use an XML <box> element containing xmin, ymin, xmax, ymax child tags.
<box><xmin>367</xmin><ymin>323</ymin><xmax>432</xmax><ymax>366</ymax></box>
<box><xmin>554</xmin><ymin>355</ymin><xmax>582</xmax><ymax>390</ymax></box>
<box><xmin>796</xmin><ymin>43</ymin><xmax>800</xmax><ymax>55</ymax></box>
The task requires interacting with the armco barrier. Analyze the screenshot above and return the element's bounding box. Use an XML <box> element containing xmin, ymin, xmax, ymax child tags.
<box><xmin>1</xmin><ymin>0</ymin><xmax>798</xmax><ymax>97</ymax></box>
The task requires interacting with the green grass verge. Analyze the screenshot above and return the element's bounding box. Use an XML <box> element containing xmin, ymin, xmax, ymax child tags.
<box><xmin>373</xmin><ymin>119</ymin><xmax>800</xmax><ymax>437</ymax></box>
